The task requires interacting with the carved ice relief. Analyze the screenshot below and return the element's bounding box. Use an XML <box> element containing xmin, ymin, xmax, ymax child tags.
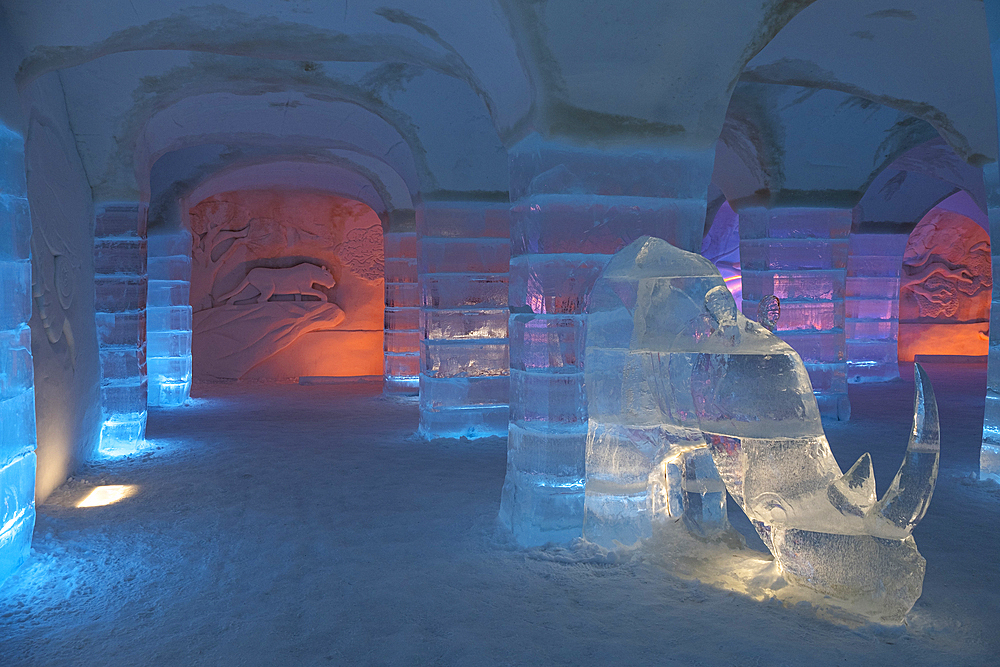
<box><xmin>217</xmin><ymin>263</ymin><xmax>337</xmax><ymax>304</ymax></box>
<box><xmin>900</xmin><ymin>210</ymin><xmax>991</xmax><ymax>322</ymax></box>
<box><xmin>335</xmin><ymin>224</ymin><xmax>384</xmax><ymax>282</ymax></box>
<box><xmin>30</xmin><ymin>226</ymin><xmax>81</xmax><ymax>366</ymax></box>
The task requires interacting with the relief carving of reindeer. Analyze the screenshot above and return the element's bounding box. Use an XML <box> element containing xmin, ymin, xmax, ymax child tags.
<box><xmin>585</xmin><ymin>236</ymin><xmax>939</xmax><ymax>623</ymax></box>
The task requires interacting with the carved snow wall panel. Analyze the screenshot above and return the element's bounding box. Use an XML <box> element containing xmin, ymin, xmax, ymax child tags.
<box><xmin>188</xmin><ymin>190</ymin><xmax>383</xmax><ymax>381</ymax></box>
<box><xmin>0</xmin><ymin>125</ymin><xmax>36</xmax><ymax>584</ymax></box>
<box><xmin>898</xmin><ymin>209</ymin><xmax>991</xmax><ymax>361</ymax></box>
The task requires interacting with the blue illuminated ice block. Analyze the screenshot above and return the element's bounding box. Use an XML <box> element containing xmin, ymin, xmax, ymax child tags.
<box><xmin>384</xmin><ymin>230</ymin><xmax>420</xmax><ymax>394</ymax></box>
<box><xmin>147</xmin><ymin>232</ymin><xmax>192</xmax><ymax>407</ymax></box>
<box><xmin>93</xmin><ymin>203</ymin><xmax>147</xmax><ymax>453</ymax></box>
<box><xmin>417</xmin><ymin>202</ymin><xmax>510</xmax><ymax>439</ymax></box>
<box><xmin>0</xmin><ymin>124</ymin><xmax>37</xmax><ymax>584</ymax></box>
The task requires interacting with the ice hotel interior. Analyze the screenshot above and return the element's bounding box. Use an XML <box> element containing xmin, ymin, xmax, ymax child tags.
<box><xmin>1</xmin><ymin>1</ymin><xmax>1000</xmax><ymax>664</ymax></box>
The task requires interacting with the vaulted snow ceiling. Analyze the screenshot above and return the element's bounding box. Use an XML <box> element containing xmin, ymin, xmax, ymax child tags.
<box><xmin>1</xmin><ymin>0</ymin><xmax>994</xmax><ymax>213</ymax></box>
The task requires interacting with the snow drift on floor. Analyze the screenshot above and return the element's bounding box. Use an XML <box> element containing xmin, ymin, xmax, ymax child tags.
<box><xmin>1</xmin><ymin>364</ymin><xmax>998</xmax><ymax>665</ymax></box>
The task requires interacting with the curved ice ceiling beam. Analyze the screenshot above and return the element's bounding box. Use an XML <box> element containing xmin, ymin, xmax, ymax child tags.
<box><xmin>146</xmin><ymin>143</ymin><xmax>414</xmax><ymax>236</ymax></box>
<box><xmin>742</xmin><ymin>0</ymin><xmax>996</xmax><ymax>166</ymax></box>
<box><xmin>134</xmin><ymin>92</ymin><xmax>422</xmax><ymax>204</ymax></box>
<box><xmin>9</xmin><ymin>2</ymin><xmax>532</xmax><ymax>139</ymax></box>
<box><xmin>856</xmin><ymin>138</ymin><xmax>987</xmax><ymax>231</ymax></box>
<box><xmin>183</xmin><ymin>159</ymin><xmax>413</xmax><ymax>218</ymax></box>
<box><xmin>713</xmin><ymin>85</ymin><xmax>943</xmax><ymax>208</ymax></box>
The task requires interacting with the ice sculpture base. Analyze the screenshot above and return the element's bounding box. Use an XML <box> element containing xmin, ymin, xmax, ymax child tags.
<box><xmin>772</xmin><ymin>529</ymin><xmax>925</xmax><ymax>625</ymax></box>
<box><xmin>642</xmin><ymin>520</ymin><xmax>922</xmax><ymax>626</ymax></box>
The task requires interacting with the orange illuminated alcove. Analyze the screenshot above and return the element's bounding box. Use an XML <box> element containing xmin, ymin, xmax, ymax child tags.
<box><xmin>187</xmin><ymin>189</ymin><xmax>385</xmax><ymax>382</ymax></box>
<box><xmin>897</xmin><ymin>208</ymin><xmax>991</xmax><ymax>362</ymax></box>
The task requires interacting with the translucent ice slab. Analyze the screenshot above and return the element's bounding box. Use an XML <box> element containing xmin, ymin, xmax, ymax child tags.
<box><xmin>586</xmin><ymin>236</ymin><xmax>939</xmax><ymax>623</ymax></box>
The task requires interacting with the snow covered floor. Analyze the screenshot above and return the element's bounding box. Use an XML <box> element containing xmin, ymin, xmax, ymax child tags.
<box><xmin>2</xmin><ymin>364</ymin><xmax>999</xmax><ymax>666</ymax></box>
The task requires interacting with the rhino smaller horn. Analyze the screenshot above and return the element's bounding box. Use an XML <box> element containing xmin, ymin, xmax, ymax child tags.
<box><xmin>828</xmin><ymin>452</ymin><xmax>876</xmax><ymax>518</ymax></box>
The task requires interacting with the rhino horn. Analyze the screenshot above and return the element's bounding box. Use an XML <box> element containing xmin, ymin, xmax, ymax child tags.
<box><xmin>866</xmin><ymin>362</ymin><xmax>940</xmax><ymax>537</ymax></box>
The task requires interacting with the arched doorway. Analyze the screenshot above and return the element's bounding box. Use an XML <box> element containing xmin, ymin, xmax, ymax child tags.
<box><xmin>898</xmin><ymin>208</ymin><xmax>991</xmax><ymax>362</ymax></box>
<box><xmin>186</xmin><ymin>189</ymin><xmax>385</xmax><ymax>382</ymax></box>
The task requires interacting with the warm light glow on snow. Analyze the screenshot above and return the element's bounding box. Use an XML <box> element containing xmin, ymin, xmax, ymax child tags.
<box><xmin>77</xmin><ymin>485</ymin><xmax>137</xmax><ymax>508</ymax></box>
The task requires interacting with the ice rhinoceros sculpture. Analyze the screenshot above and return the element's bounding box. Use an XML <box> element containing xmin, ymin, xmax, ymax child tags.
<box><xmin>584</xmin><ymin>236</ymin><xmax>938</xmax><ymax>623</ymax></box>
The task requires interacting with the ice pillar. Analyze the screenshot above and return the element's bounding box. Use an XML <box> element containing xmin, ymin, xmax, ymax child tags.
<box><xmin>147</xmin><ymin>231</ymin><xmax>192</xmax><ymax>407</ymax></box>
<box><xmin>384</xmin><ymin>210</ymin><xmax>419</xmax><ymax>394</ymax></box>
<box><xmin>417</xmin><ymin>201</ymin><xmax>510</xmax><ymax>438</ymax></box>
<box><xmin>739</xmin><ymin>207</ymin><xmax>851</xmax><ymax>420</ymax></box>
<box><xmin>846</xmin><ymin>232</ymin><xmax>908</xmax><ymax>383</ymax></box>
<box><xmin>982</xmin><ymin>168</ymin><xmax>1000</xmax><ymax>480</ymax></box>
<box><xmin>499</xmin><ymin>133</ymin><xmax>713</xmax><ymax>545</ymax></box>
<box><xmin>0</xmin><ymin>126</ymin><xmax>36</xmax><ymax>583</ymax></box>
<box><xmin>93</xmin><ymin>203</ymin><xmax>147</xmax><ymax>452</ymax></box>
<box><xmin>982</xmin><ymin>3</ymin><xmax>1000</xmax><ymax>482</ymax></box>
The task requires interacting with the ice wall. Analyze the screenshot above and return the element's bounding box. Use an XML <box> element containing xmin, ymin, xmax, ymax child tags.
<box><xmin>418</xmin><ymin>201</ymin><xmax>510</xmax><ymax>438</ymax></box>
<box><xmin>739</xmin><ymin>207</ymin><xmax>851</xmax><ymax>420</ymax></box>
<box><xmin>384</xmin><ymin>213</ymin><xmax>419</xmax><ymax>394</ymax></box>
<box><xmin>846</xmin><ymin>233</ymin><xmax>907</xmax><ymax>382</ymax></box>
<box><xmin>499</xmin><ymin>134</ymin><xmax>714</xmax><ymax>545</ymax></box>
<box><xmin>93</xmin><ymin>203</ymin><xmax>147</xmax><ymax>453</ymax></box>
<box><xmin>0</xmin><ymin>125</ymin><xmax>36</xmax><ymax>583</ymax></box>
<box><xmin>147</xmin><ymin>231</ymin><xmax>192</xmax><ymax>406</ymax></box>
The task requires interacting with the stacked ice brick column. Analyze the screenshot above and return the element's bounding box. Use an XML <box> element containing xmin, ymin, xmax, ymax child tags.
<box><xmin>981</xmin><ymin>0</ymin><xmax>1000</xmax><ymax>482</ymax></box>
<box><xmin>384</xmin><ymin>210</ymin><xmax>419</xmax><ymax>394</ymax></box>
<box><xmin>93</xmin><ymin>203</ymin><xmax>147</xmax><ymax>452</ymax></box>
<box><xmin>0</xmin><ymin>126</ymin><xmax>37</xmax><ymax>582</ymax></box>
<box><xmin>739</xmin><ymin>207</ymin><xmax>851</xmax><ymax>420</ymax></box>
<box><xmin>499</xmin><ymin>133</ymin><xmax>713</xmax><ymax>545</ymax></box>
<box><xmin>982</xmin><ymin>168</ymin><xmax>1000</xmax><ymax>481</ymax></box>
<box><xmin>417</xmin><ymin>201</ymin><xmax>510</xmax><ymax>438</ymax></box>
<box><xmin>846</xmin><ymin>232</ymin><xmax>908</xmax><ymax>383</ymax></box>
<box><xmin>147</xmin><ymin>231</ymin><xmax>192</xmax><ymax>407</ymax></box>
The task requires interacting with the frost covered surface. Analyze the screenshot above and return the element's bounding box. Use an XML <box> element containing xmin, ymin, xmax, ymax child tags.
<box><xmin>1</xmin><ymin>372</ymin><xmax>998</xmax><ymax>665</ymax></box>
